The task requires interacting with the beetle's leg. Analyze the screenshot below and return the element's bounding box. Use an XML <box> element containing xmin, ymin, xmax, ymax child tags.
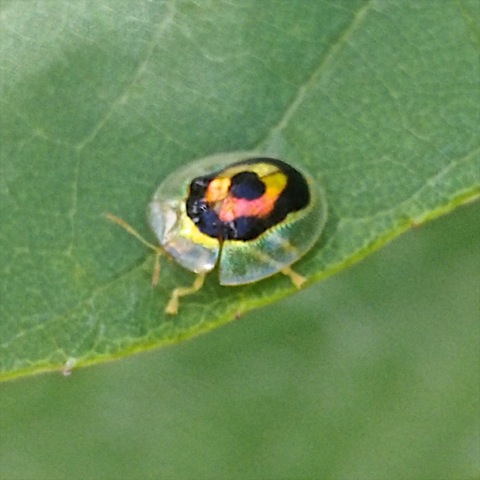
<box><xmin>105</xmin><ymin>213</ymin><xmax>163</xmax><ymax>285</ymax></box>
<box><xmin>281</xmin><ymin>266</ymin><xmax>306</xmax><ymax>288</ymax></box>
<box><xmin>165</xmin><ymin>273</ymin><xmax>206</xmax><ymax>315</ymax></box>
<box><xmin>151</xmin><ymin>250</ymin><xmax>162</xmax><ymax>286</ymax></box>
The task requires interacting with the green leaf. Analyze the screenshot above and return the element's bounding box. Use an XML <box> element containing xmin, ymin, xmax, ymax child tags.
<box><xmin>1</xmin><ymin>0</ymin><xmax>479</xmax><ymax>380</ymax></box>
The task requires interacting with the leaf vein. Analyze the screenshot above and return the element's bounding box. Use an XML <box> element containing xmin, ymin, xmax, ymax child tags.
<box><xmin>260</xmin><ymin>0</ymin><xmax>376</xmax><ymax>146</ymax></box>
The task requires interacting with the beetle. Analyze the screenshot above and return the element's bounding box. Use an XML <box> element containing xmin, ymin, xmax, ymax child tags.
<box><xmin>107</xmin><ymin>152</ymin><xmax>327</xmax><ymax>314</ymax></box>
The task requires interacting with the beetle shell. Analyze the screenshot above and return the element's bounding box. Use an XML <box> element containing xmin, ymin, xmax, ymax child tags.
<box><xmin>148</xmin><ymin>152</ymin><xmax>327</xmax><ymax>285</ymax></box>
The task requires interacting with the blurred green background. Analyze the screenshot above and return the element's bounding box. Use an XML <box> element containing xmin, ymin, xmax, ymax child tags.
<box><xmin>0</xmin><ymin>200</ymin><xmax>478</xmax><ymax>480</ymax></box>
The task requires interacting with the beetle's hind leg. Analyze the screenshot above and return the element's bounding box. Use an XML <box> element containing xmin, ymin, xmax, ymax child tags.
<box><xmin>281</xmin><ymin>266</ymin><xmax>306</xmax><ymax>288</ymax></box>
<box><xmin>165</xmin><ymin>273</ymin><xmax>206</xmax><ymax>315</ymax></box>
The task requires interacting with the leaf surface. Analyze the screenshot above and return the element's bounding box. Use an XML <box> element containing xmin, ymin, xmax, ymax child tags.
<box><xmin>1</xmin><ymin>0</ymin><xmax>479</xmax><ymax>379</ymax></box>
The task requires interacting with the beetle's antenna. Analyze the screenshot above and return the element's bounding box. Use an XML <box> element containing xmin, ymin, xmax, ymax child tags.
<box><xmin>105</xmin><ymin>213</ymin><xmax>163</xmax><ymax>287</ymax></box>
<box><xmin>104</xmin><ymin>213</ymin><xmax>160</xmax><ymax>252</ymax></box>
